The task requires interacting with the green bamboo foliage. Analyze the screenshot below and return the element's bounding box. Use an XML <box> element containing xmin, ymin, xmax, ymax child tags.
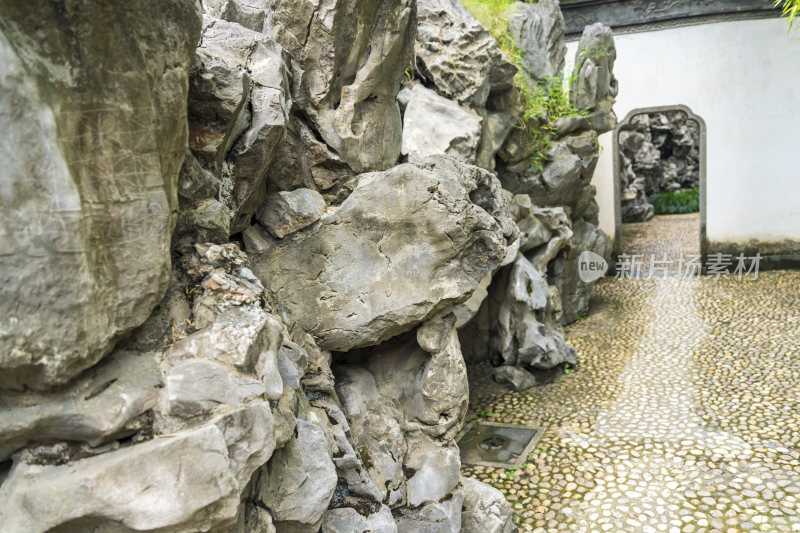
<box><xmin>775</xmin><ymin>0</ymin><xmax>800</xmax><ymax>31</ymax></box>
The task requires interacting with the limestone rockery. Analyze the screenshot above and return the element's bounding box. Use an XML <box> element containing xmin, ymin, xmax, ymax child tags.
<box><xmin>0</xmin><ymin>0</ymin><xmax>616</xmax><ymax>531</ymax></box>
<box><xmin>620</xmin><ymin>110</ymin><xmax>701</xmax><ymax>222</ymax></box>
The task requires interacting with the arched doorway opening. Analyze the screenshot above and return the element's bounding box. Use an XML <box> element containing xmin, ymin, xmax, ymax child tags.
<box><xmin>612</xmin><ymin>105</ymin><xmax>708</xmax><ymax>266</ymax></box>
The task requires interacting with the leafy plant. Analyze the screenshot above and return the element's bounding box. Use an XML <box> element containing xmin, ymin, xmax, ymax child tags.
<box><xmin>536</xmin><ymin>444</ymin><xmax>550</xmax><ymax>457</ymax></box>
<box><xmin>461</xmin><ymin>0</ymin><xmax>586</xmax><ymax>169</ymax></box>
<box><xmin>652</xmin><ymin>188</ymin><xmax>700</xmax><ymax>215</ymax></box>
<box><xmin>776</xmin><ymin>0</ymin><xmax>800</xmax><ymax>31</ymax></box>
<box><xmin>563</xmin><ymin>363</ymin><xmax>571</xmax><ymax>375</ymax></box>
<box><xmin>470</xmin><ymin>405</ymin><xmax>495</xmax><ymax>425</ymax></box>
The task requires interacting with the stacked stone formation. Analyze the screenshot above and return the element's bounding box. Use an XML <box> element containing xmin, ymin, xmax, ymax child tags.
<box><xmin>620</xmin><ymin>110</ymin><xmax>701</xmax><ymax>223</ymax></box>
<box><xmin>0</xmin><ymin>0</ymin><xmax>616</xmax><ymax>530</ymax></box>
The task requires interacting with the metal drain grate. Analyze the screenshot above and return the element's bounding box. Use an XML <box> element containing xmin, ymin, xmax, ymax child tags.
<box><xmin>457</xmin><ymin>422</ymin><xmax>543</xmax><ymax>468</ymax></box>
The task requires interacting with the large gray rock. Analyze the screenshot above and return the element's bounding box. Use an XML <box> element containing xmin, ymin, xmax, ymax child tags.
<box><xmin>405</xmin><ymin>439</ymin><xmax>461</xmax><ymax>507</ymax></box>
<box><xmin>322</xmin><ymin>506</ymin><xmax>397</xmax><ymax>533</ymax></box>
<box><xmin>264</xmin><ymin>0</ymin><xmax>415</xmax><ymax>174</ymax></box>
<box><xmin>552</xmin><ymin>220</ymin><xmax>612</xmax><ymax>325</ymax></box>
<box><xmin>394</xmin><ymin>491</ymin><xmax>463</xmax><ymax>533</ymax></box>
<box><xmin>264</xmin><ymin>114</ymin><xmax>358</xmax><ymax>204</ymax></box>
<box><xmin>0</xmin><ymin>350</ymin><xmax>160</xmax><ymax>462</ymax></box>
<box><xmin>256</xmin><ymin>188</ymin><xmax>326</xmax><ymax>239</ymax></box>
<box><xmin>258</xmin><ymin>420</ymin><xmax>338</xmax><ymax>532</ymax></box>
<box><xmin>524</xmin><ymin>206</ymin><xmax>574</xmax><ymax>274</ymax></box>
<box><xmin>508</xmin><ymin>0</ymin><xmax>567</xmax><ymax>82</ymax></box>
<box><xmin>216</xmin><ymin>403</ymin><xmax>277</xmax><ymax>491</ymax></box>
<box><xmin>251</xmin><ymin>156</ymin><xmax>517</xmax><ymax>352</ymax></box>
<box><xmin>165</xmin><ymin>359</ymin><xmax>266</xmax><ymax>418</ymax></box>
<box><xmin>477</xmin><ymin>110</ymin><xmax>518</xmax><ymax>172</ymax></box>
<box><xmin>0</xmin><ymin>0</ymin><xmax>202</xmax><ymax>390</ymax></box>
<box><xmin>500</xmin><ymin>132</ymin><xmax>601</xmax><ymax>223</ymax></box>
<box><xmin>0</xmin><ymin>424</ymin><xmax>243</xmax><ymax>532</ymax></box>
<box><xmin>402</xmin><ymin>85</ymin><xmax>484</xmax><ymax>164</ymax></box>
<box><xmin>461</xmin><ymin>477</ymin><xmax>515</xmax><ymax>533</ymax></box>
<box><xmin>174</xmin><ymin>150</ymin><xmax>231</xmax><ymax>248</ymax></box>
<box><xmin>203</xmin><ymin>0</ymin><xmax>270</xmax><ymax>32</ymax></box>
<box><xmin>570</xmin><ymin>23</ymin><xmax>618</xmax><ymax>133</ymax></box>
<box><xmin>205</xmin><ymin>0</ymin><xmax>416</xmax><ymax>198</ymax></box>
<box><xmin>167</xmin><ymin>247</ymin><xmax>285</xmax><ymax>403</ymax></box>
<box><xmin>415</xmin><ymin>0</ymin><xmax>516</xmax><ymax>108</ymax></box>
<box><xmin>188</xmin><ymin>16</ymin><xmax>291</xmax><ymax>233</ymax></box>
<box><xmin>491</xmin><ymin>254</ymin><xmax>577</xmax><ymax>370</ymax></box>
<box><xmin>509</xmin><ymin>194</ymin><xmax>555</xmax><ymax>254</ymax></box>
<box><xmin>167</xmin><ymin>304</ymin><xmax>283</xmax><ymax>396</ymax></box>
<box><xmin>492</xmin><ymin>364</ymin><xmax>537</xmax><ymax>391</ymax></box>
<box><xmin>333</xmin><ymin>364</ymin><xmax>408</xmax><ymax>506</ymax></box>
<box><xmin>334</xmin><ymin>315</ymin><xmax>469</xmax><ymax>508</ymax></box>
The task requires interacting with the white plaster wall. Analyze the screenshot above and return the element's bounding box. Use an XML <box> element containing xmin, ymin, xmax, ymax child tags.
<box><xmin>567</xmin><ymin>18</ymin><xmax>800</xmax><ymax>247</ymax></box>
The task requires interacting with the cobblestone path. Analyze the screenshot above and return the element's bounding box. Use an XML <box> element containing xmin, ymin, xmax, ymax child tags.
<box><xmin>462</xmin><ymin>215</ymin><xmax>800</xmax><ymax>532</ymax></box>
<box><xmin>622</xmin><ymin>213</ymin><xmax>700</xmax><ymax>259</ymax></box>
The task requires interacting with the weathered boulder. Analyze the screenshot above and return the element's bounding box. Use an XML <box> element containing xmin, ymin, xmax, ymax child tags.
<box><xmin>203</xmin><ymin>0</ymin><xmax>270</xmax><ymax>32</ymax></box>
<box><xmin>414</xmin><ymin>0</ymin><xmax>516</xmax><ymax>108</ymax></box>
<box><xmin>510</xmin><ymin>196</ymin><xmax>554</xmax><ymax>254</ymax></box>
<box><xmin>0</xmin><ymin>350</ymin><xmax>160</xmax><ymax>462</ymax></box>
<box><xmin>265</xmin><ymin>114</ymin><xmax>358</xmax><ymax>204</ymax></box>
<box><xmin>405</xmin><ymin>439</ymin><xmax>461</xmax><ymax>507</ymax></box>
<box><xmin>176</xmin><ymin>198</ymin><xmax>233</xmax><ymax>247</ymax></box>
<box><xmin>174</xmin><ymin>150</ymin><xmax>232</xmax><ymax>247</ymax></box>
<box><xmin>164</xmin><ymin>359</ymin><xmax>265</xmax><ymax>418</ymax></box>
<box><xmin>508</xmin><ymin>0</ymin><xmax>567</xmax><ymax>82</ymax></box>
<box><xmin>204</xmin><ymin>0</ymin><xmax>416</xmax><ymax>200</ymax></box>
<box><xmin>501</xmin><ymin>141</ymin><xmax>570</xmax><ymax>203</ymax></box>
<box><xmin>322</xmin><ymin>506</ymin><xmax>397</xmax><ymax>533</ymax></box>
<box><xmin>0</xmin><ymin>0</ymin><xmax>202</xmax><ymax>390</ymax></box>
<box><xmin>0</xmin><ymin>423</ymin><xmax>248</xmax><ymax>532</ymax></box>
<box><xmin>257</xmin><ymin>188</ymin><xmax>327</xmax><ymax>239</ymax></box>
<box><xmin>492</xmin><ymin>364</ymin><xmax>538</xmax><ymax>391</ymax></box>
<box><xmin>258</xmin><ymin>420</ymin><xmax>338</xmax><ymax>532</ymax></box>
<box><xmin>394</xmin><ymin>492</ymin><xmax>463</xmax><ymax>533</ymax></box>
<box><xmin>500</xmin><ymin>132</ymin><xmax>600</xmax><ymax>224</ymax></box>
<box><xmin>552</xmin><ymin>220</ymin><xmax>613</xmax><ymax>325</ymax></box>
<box><xmin>477</xmin><ymin>110</ymin><xmax>518</xmax><ymax>172</ymax></box>
<box><xmin>491</xmin><ymin>254</ymin><xmax>577</xmax><ymax>371</ymax></box>
<box><xmin>188</xmin><ymin>15</ymin><xmax>292</xmax><ymax>233</ymax></box>
<box><xmin>334</xmin><ymin>315</ymin><xmax>468</xmax><ymax>510</ymax></box>
<box><xmin>215</xmin><ymin>403</ymin><xmax>277</xmax><ymax>490</ymax></box>
<box><xmin>251</xmin><ymin>156</ymin><xmax>517</xmax><ymax>352</ymax></box>
<box><xmin>402</xmin><ymin>85</ymin><xmax>484</xmax><ymax>164</ymax></box>
<box><xmin>263</xmin><ymin>0</ymin><xmax>415</xmax><ymax>174</ymax></box>
<box><xmin>570</xmin><ymin>23</ymin><xmax>618</xmax><ymax>133</ymax></box>
<box><xmin>167</xmin><ymin>245</ymin><xmax>285</xmax><ymax>403</ymax></box>
<box><xmin>333</xmin><ymin>364</ymin><xmax>408</xmax><ymax>506</ymax></box>
<box><xmin>461</xmin><ymin>477</ymin><xmax>515</xmax><ymax>533</ymax></box>
<box><xmin>524</xmin><ymin>206</ymin><xmax>574</xmax><ymax>274</ymax></box>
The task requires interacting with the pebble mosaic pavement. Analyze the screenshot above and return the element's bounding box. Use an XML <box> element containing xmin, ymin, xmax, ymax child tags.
<box><xmin>462</xmin><ymin>214</ymin><xmax>800</xmax><ymax>532</ymax></box>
